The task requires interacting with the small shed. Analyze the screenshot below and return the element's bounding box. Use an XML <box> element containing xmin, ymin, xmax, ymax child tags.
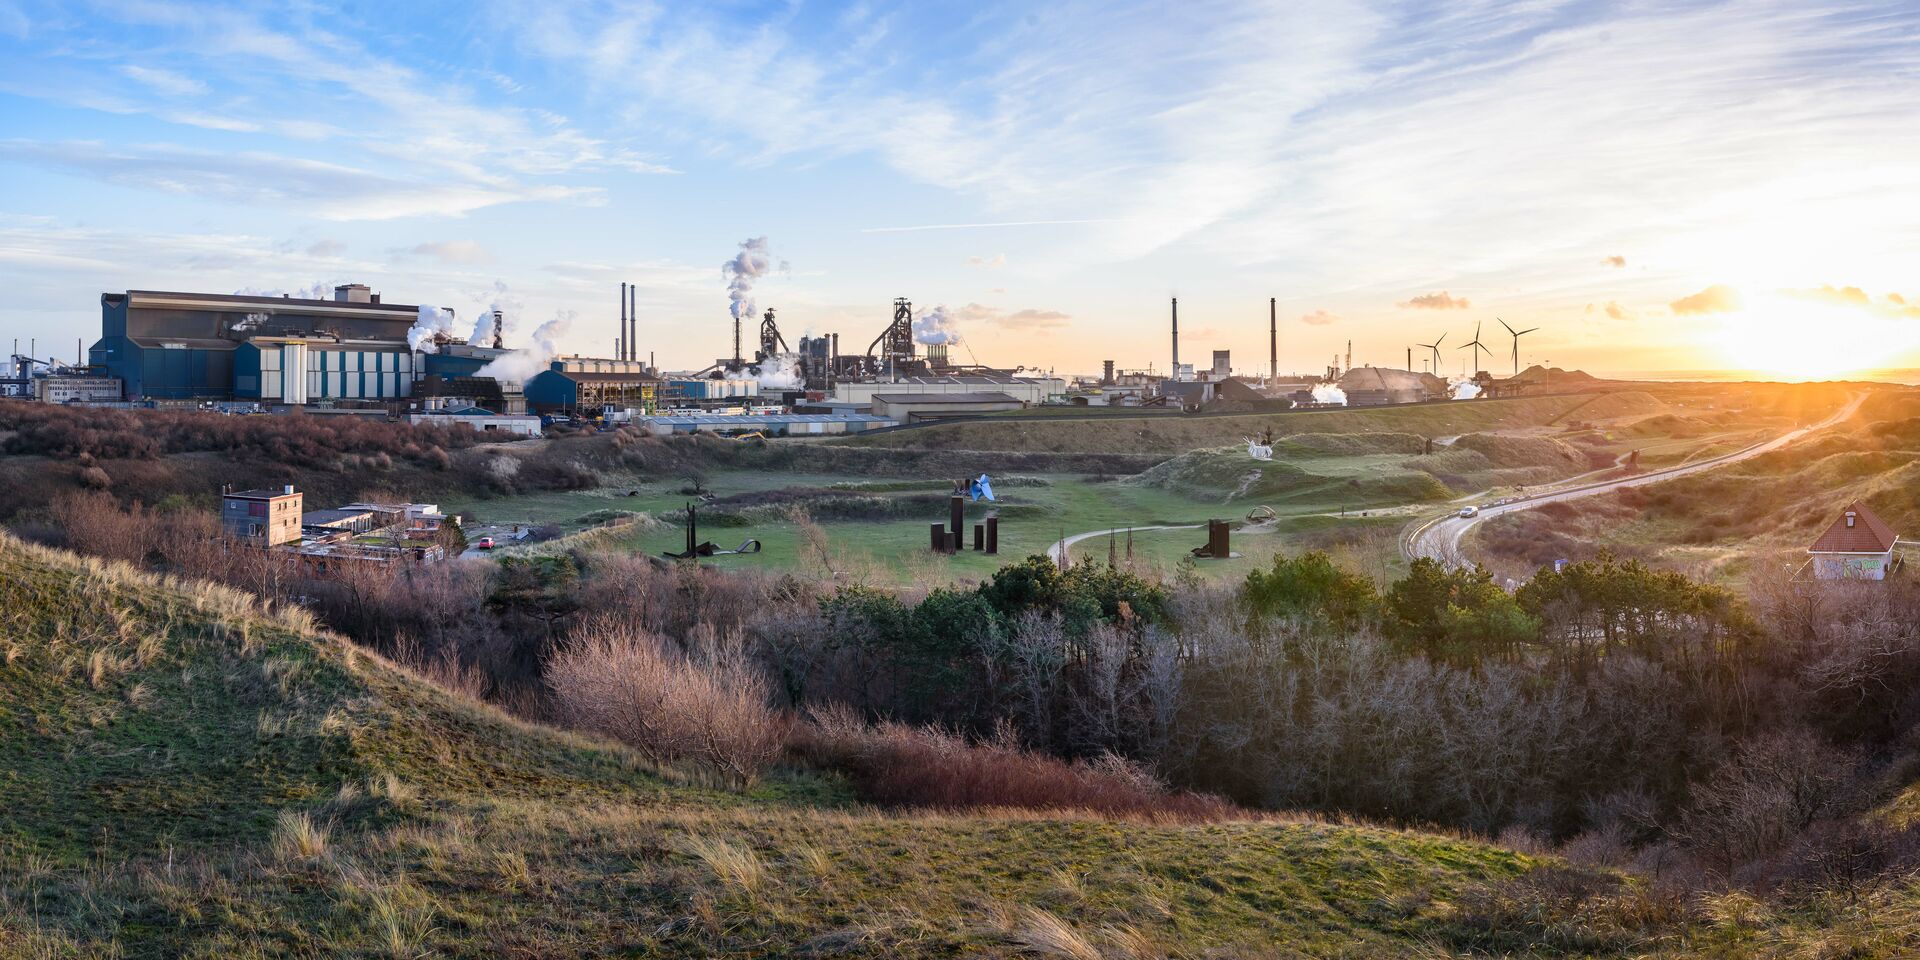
<box><xmin>1807</xmin><ymin>502</ymin><xmax>1900</xmax><ymax>580</ymax></box>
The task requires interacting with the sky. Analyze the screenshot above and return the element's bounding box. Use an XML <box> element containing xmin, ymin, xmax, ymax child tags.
<box><xmin>1</xmin><ymin>0</ymin><xmax>1918</xmax><ymax>380</ymax></box>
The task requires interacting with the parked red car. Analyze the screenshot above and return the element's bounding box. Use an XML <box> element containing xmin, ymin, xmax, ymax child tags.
<box><xmin>476</xmin><ymin>536</ymin><xmax>496</xmax><ymax>550</ymax></box>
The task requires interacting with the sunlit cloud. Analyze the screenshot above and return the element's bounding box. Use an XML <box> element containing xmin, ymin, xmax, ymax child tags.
<box><xmin>1398</xmin><ymin>291</ymin><xmax>1470</xmax><ymax>311</ymax></box>
<box><xmin>1670</xmin><ymin>284</ymin><xmax>1743</xmax><ymax>315</ymax></box>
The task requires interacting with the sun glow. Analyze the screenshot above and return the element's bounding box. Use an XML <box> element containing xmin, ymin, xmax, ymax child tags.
<box><xmin>1711</xmin><ymin>293</ymin><xmax>1917</xmax><ymax>379</ymax></box>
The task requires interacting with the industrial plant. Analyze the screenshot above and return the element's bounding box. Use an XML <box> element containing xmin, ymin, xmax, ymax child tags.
<box><xmin>0</xmin><ymin>269</ymin><xmax>1550</xmax><ymax>439</ymax></box>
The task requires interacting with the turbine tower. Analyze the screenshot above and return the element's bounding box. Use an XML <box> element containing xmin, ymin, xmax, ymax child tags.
<box><xmin>1416</xmin><ymin>332</ymin><xmax>1447</xmax><ymax>374</ymax></box>
<box><xmin>1499</xmin><ymin>317</ymin><xmax>1539</xmax><ymax>376</ymax></box>
<box><xmin>1461</xmin><ymin>320</ymin><xmax>1490</xmax><ymax>376</ymax></box>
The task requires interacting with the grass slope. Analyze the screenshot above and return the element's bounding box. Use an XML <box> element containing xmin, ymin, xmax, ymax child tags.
<box><xmin>1466</xmin><ymin>388</ymin><xmax>1920</xmax><ymax>580</ymax></box>
<box><xmin>841</xmin><ymin>392</ymin><xmax>1669</xmax><ymax>455</ymax></box>
<box><xmin>0</xmin><ymin>533</ymin><xmax>1550</xmax><ymax>957</ymax></box>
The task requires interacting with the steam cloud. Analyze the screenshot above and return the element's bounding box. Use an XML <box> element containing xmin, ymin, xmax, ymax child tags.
<box><xmin>913</xmin><ymin>305</ymin><xmax>960</xmax><ymax>345</ymax></box>
<box><xmin>409</xmin><ymin>305</ymin><xmax>458</xmax><ymax>352</ymax></box>
<box><xmin>475</xmin><ymin>309</ymin><xmax>573</xmax><ymax>385</ymax></box>
<box><xmin>723</xmin><ymin>236</ymin><xmax>775</xmax><ymax>321</ymax></box>
<box><xmin>753</xmin><ymin>355</ymin><xmax>803</xmax><ymax>390</ymax></box>
<box><xmin>1449</xmin><ymin>377</ymin><xmax>1483</xmax><ymax>400</ymax></box>
<box><xmin>1311</xmin><ymin>383</ymin><xmax>1347</xmax><ymax>405</ymax></box>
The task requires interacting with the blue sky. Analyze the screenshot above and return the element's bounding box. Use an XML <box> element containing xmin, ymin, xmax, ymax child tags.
<box><xmin>2</xmin><ymin>0</ymin><xmax>1918</xmax><ymax>377</ymax></box>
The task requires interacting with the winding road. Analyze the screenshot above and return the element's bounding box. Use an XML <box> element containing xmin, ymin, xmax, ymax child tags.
<box><xmin>1403</xmin><ymin>391</ymin><xmax>1865</xmax><ymax>563</ymax></box>
<box><xmin>1044</xmin><ymin>392</ymin><xmax>1864</xmax><ymax>569</ymax></box>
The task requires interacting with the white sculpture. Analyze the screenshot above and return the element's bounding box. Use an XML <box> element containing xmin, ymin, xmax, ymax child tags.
<box><xmin>1246</xmin><ymin>437</ymin><xmax>1273</xmax><ymax>461</ymax></box>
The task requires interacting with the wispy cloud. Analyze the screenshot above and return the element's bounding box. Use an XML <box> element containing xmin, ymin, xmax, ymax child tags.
<box><xmin>405</xmin><ymin>240</ymin><xmax>493</xmax><ymax>265</ymax></box>
<box><xmin>966</xmin><ymin>253</ymin><xmax>1006</xmax><ymax>268</ymax></box>
<box><xmin>1300</xmin><ymin>309</ymin><xmax>1339</xmax><ymax>325</ymax></box>
<box><xmin>0</xmin><ymin>140</ymin><xmax>595</xmax><ymax>220</ymax></box>
<box><xmin>863</xmin><ymin>220</ymin><xmax>1120</xmax><ymax>234</ymax></box>
<box><xmin>1398</xmin><ymin>291</ymin><xmax>1470</xmax><ymax>310</ymax></box>
<box><xmin>120</xmin><ymin>64</ymin><xmax>205</xmax><ymax>97</ymax></box>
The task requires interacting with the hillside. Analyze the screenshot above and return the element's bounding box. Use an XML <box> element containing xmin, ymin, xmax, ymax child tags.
<box><xmin>0</xmin><ymin>533</ymin><xmax>1549</xmax><ymax>957</ymax></box>
<box><xmin>1468</xmin><ymin>387</ymin><xmax>1920</xmax><ymax>579</ymax></box>
<box><xmin>840</xmin><ymin>391</ymin><xmax>1670</xmax><ymax>455</ymax></box>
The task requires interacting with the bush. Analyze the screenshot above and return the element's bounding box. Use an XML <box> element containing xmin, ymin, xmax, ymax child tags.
<box><xmin>546</xmin><ymin>616</ymin><xmax>787</xmax><ymax>787</ymax></box>
<box><xmin>793</xmin><ymin>704</ymin><xmax>1238</xmax><ymax>822</ymax></box>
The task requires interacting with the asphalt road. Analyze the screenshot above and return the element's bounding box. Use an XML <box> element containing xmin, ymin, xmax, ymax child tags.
<box><xmin>1404</xmin><ymin>391</ymin><xmax>1866</xmax><ymax>564</ymax></box>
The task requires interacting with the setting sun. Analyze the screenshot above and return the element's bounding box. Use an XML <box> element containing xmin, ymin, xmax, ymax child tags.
<box><xmin>1711</xmin><ymin>293</ymin><xmax>1916</xmax><ymax>379</ymax></box>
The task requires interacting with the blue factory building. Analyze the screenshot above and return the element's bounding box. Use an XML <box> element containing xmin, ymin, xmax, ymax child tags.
<box><xmin>91</xmin><ymin>285</ymin><xmax>423</xmax><ymax>402</ymax></box>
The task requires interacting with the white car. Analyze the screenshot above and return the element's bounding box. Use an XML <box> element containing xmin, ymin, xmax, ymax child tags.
<box><xmin>1458</xmin><ymin>506</ymin><xmax>1480</xmax><ymax>519</ymax></box>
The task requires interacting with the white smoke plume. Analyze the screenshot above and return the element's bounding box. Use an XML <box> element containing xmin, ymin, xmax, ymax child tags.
<box><xmin>913</xmin><ymin>304</ymin><xmax>960</xmax><ymax>345</ymax></box>
<box><xmin>409</xmin><ymin>305</ymin><xmax>459</xmax><ymax>352</ymax></box>
<box><xmin>233</xmin><ymin>280</ymin><xmax>335</xmax><ymax>301</ymax></box>
<box><xmin>475</xmin><ymin>309</ymin><xmax>573</xmax><ymax>385</ymax></box>
<box><xmin>753</xmin><ymin>355</ymin><xmax>803</xmax><ymax>390</ymax></box>
<box><xmin>1448</xmin><ymin>377</ymin><xmax>1483</xmax><ymax>400</ymax></box>
<box><xmin>723</xmin><ymin>236</ymin><xmax>774</xmax><ymax>321</ymax></box>
<box><xmin>1311</xmin><ymin>383</ymin><xmax>1348</xmax><ymax>405</ymax></box>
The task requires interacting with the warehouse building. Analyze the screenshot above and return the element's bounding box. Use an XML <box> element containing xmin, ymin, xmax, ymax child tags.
<box><xmin>525</xmin><ymin>357</ymin><xmax>660</xmax><ymax>416</ymax></box>
<box><xmin>829</xmin><ymin>374</ymin><xmax>1064</xmax><ymax>407</ymax></box>
<box><xmin>870</xmin><ymin>391</ymin><xmax>1024</xmax><ymax>421</ymax></box>
<box><xmin>92</xmin><ymin>285</ymin><xmax>420</xmax><ymax>401</ymax></box>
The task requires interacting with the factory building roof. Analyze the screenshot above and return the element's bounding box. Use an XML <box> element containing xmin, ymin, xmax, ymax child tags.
<box><xmin>1808</xmin><ymin>503</ymin><xmax>1898</xmax><ymax>554</ymax></box>
<box><xmin>114</xmin><ymin>289</ymin><xmax>417</xmax><ymax>314</ymax></box>
<box><xmin>870</xmin><ymin>391</ymin><xmax>1019</xmax><ymax>405</ymax></box>
<box><xmin>875</xmin><ymin>374</ymin><xmax>1043</xmax><ymax>385</ymax></box>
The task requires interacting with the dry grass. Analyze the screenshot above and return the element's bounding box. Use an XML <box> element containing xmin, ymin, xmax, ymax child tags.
<box><xmin>271</xmin><ymin>810</ymin><xmax>330</xmax><ymax>862</ymax></box>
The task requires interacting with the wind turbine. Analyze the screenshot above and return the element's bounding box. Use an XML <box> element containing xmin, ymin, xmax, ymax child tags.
<box><xmin>1499</xmin><ymin>317</ymin><xmax>1538</xmax><ymax>376</ymax></box>
<box><xmin>1461</xmin><ymin>320</ymin><xmax>1490</xmax><ymax>376</ymax></box>
<box><xmin>1416</xmin><ymin>332</ymin><xmax>1447</xmax><ymax>374</ymax></box>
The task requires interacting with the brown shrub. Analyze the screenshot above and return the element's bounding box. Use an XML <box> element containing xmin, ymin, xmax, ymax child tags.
<box><xmin>545</xmin><ymin>616</ymin><xmax>787</xmax><ymax>787</ymax></box>
<box><xmin>792</xmin><ymin>704</ymin><xmax>1240</xmax><ymax>822</ymax></box>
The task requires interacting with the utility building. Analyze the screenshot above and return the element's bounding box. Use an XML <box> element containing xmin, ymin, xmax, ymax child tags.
<box><xmin>1808</xmin><ymin>502</ymin><xmax>1901</xmax><ymax>580</ymax></box>
<box><xmin>93</xmin><ymin>285</ymin><xmax>420</xmax><ymax>401</ymax></box>
<box><xmin>222</xmin><ymin>486</ymin><xmax>304</xmax><ymax>546</ymax></box>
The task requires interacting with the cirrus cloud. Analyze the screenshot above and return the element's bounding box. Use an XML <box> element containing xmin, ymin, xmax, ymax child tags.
<box><xmin>1299</xmin><ymin>309</ymin><xmax>1339</xmax><ymax>325</ymax></box>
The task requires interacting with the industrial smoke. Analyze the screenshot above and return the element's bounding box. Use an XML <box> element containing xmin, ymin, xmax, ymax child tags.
<box><xmin>1312</xmin><ymin>383</ymin><xmax>1348</xmax><ymax>405</ymax></box>
<box><xmin>1449</xmin><ymin>378</ymin><xmax>1483</xmax><ymax>400</ymax></box>
<box><xmin>913</xmin><ymin>305</ymin><xmax>959</xmax><ymax>345</ymax></box>
<box><xmin>475</xmin><ymin>309</ymin><xmax>573</xmax><ymax>384</ymax></box>
<box><xmin>408</xmin><ymin>305</ymin><xmax>458</xmax><ymax>352</ymax></box>
<box><xmin>723</xmin><ymin>236</ymin><xmax>775</xmax><ymax>321</ymax></box>
<box><xmin>754</xmin><ymin>355</ymin><xmax>803</xmax><ymax>390</ymax></box>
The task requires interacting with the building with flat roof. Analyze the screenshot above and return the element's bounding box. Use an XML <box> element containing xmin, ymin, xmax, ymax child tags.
<box><xmin>222</xmin><ymin>485</ymin><xmax>304</xmax><ymax>545</ymax></box>
<box><xmin>870</xmin><ymin>391</ymin><xmax>1024</xmax><ymax>421</ymax></box>
<box><xmin>93</xmin><ymin>285</ymin><xmax>419</xmax><ymax>401</ymax></box>
<box><xmin>830</xmin><ymin>374</ymin><xmax>1063</xmax><ymax>406</ymax></box>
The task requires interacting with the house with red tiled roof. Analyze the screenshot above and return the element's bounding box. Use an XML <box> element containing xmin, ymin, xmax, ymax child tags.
<box><xmin>1807</xmin><ymin>502</ymin><xmax>1900</xmax><ymax>580</ymax></box>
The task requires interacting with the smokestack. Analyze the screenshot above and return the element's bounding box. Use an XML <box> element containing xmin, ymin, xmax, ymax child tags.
<box><xmin>1171</xmin><ymin>297</ymin><xmax>1179</xmax><ymax>381</ymax></box>
<box><xmin>1269</xmin><ymin>297</ymin><xmax>1277</xmax><ymax>382</ymax></box>
<box><xmin>629</xmin><ymin>283</ymin><xmax>638</xmax><ymax>364</ymax></box>
<box><xmin>620</xmin><ymin>283</ymin><xmax>628</xmax><ymax>362</ymax></box>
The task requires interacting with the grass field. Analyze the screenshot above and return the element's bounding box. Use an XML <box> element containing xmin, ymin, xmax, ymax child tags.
<box><xmin>0</xmin><ymin>531</ymin><xmax>1559</xmax><ymax>958</ymax></box>
<box><xmin>429</xmin><ymin>387</ymin><xmax>1821</xmax><ymax>586</ymax></box>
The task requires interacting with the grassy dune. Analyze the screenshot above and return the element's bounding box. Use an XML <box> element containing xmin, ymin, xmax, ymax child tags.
<box><xmin>840</xmin><ymin>393</ymin><xmax>1670</xmax><ymax>454</ymax></box>
<box><xmin>0</xmin><ymin>533</ymin><xmax>1552</xmax><ymax>957</ymax></box>
<box><xmin>1467</xmin><ymin>388</ymin><xmax>1920</xmax><ymax>580</ymax></box>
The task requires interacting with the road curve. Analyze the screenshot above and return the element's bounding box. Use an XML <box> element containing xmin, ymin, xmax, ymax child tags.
<box><xmin>1404</xmin><ymin>392</ymin><xmax>1866</xmax><ymax>564</ymax></box>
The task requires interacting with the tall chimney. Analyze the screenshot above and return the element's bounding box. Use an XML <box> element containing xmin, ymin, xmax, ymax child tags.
<box><xmin>629</xmin><ymin>283</ymin><xmax>638</xmax><ymax>364</ymax></box>
<box><xmin>1170</xmin><ymin>297</ymin><xmax>1179</xmax><ymax>381</ymax></box>
<box><xmin>620</xmin><ymin>283</ymin><xmax>629</xmax><ymax>361</ymax></box>
<box><xmin>1269</xmin><ymin>297</ymin><xmax>1277</xmax><ymax>382</ymax></box>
